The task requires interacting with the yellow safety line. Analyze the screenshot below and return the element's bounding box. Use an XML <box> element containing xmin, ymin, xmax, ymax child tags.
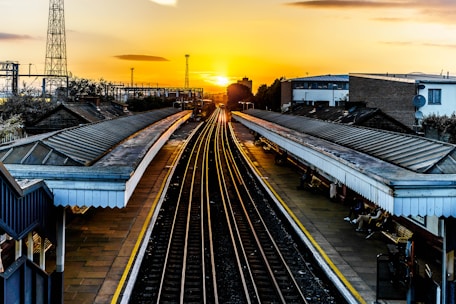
<box><xmin>111</xmin><ymin>156</ymin><xmax>178</xmax><ymax>303</ymax></box>
<box><xmin>259</xmin><ymin>177</ymin><xmax>366</xmax><ymax>304</ymax></box>
<box><xmin>231</xmin><ymin>126</ymin><xmax>366</xmax><ymax>304</ymax></box>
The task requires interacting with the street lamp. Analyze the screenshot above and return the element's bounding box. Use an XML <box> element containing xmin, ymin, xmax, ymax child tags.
<box><xmin>130</xmin><ymin>68</ymin><xmax>134</xmax><ymax>87</ymax></box>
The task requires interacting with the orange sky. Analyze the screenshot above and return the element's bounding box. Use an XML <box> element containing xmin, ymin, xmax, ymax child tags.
<box><xmin>2</xmin><ymin>0</ymin><xmax>456</xmax><ymax>94</ymax></box>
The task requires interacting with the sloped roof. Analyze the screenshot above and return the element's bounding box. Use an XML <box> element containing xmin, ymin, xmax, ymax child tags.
<box><xmin>29</xmin><ymin>101</ymin><xmax>126</xmax><ymax>126</ymax></box>
<box><xmin>288</xmin><ymin>105</ymin><xmax>413</xmax><ymax>134</ymax></box>
<box><xmin>3</xmin><ymin>108</ymin><xmax>192</xmax><ymax>208</ymax></box>
<box><xmin>0</xmin><ymin>107</ymin><xmax>179</xmax><ymax>166</ymax></box>
<box><xmin>244</xmin><ymin>109</ymin><xmax>456</xmax><ymax>174</ymax></box>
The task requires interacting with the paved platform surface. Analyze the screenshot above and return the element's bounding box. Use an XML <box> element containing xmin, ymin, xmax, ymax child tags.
<box><xmin>57</xmin><ymin>120</ymin><xmax>437</xmax><ymax>303</ymax></box>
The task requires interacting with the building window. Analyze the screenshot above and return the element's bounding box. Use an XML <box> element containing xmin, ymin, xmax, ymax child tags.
<box><xmin>428</xmin><ymin>89</ymin><xmax>441</xmax><ymax>104</ymax></box>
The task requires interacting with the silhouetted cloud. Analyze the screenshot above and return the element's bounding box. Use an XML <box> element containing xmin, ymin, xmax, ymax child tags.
<box><xmin>114</xmin><ymin>54</ymin><xmax>169</xmax><ymax>62</ymax></box>
<box><xmin>373</xmin><ymin>17</ymin><xmax>406</xmax><ymax>22</ymax></box>
<box><xmin>285</xmin><ymin>1</ymin><xmax>456</xmax><ymax>24</ymax></box>
<box><xmin>285</xmin><ymin>1</ymin><xmax>410</xmax><ymax>9</ymax></box>
<box><xmin>380</xmin><ymin>41</ymin><xmax>456</xmax><ymax>49</ymax></box>
<box><xmin>0</xmin><ymin>32</ymin><xmax>33</xmax><ymax>40</ymax></box>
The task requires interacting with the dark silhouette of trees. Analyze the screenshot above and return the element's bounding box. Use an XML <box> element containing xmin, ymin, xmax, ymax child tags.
<box><xmin>254</xmin><ymin>78</ymin><xmax>282</xmax><ymax>112</ymax></box>
<box><xmin>127</xmin><ymin>96</ymin><xmax>172</xmax><ymax>112</ymax></box>
<box><xmin>226</xmin><ymin>83</ymin><xmax>253</xmax><ymax>111</ymax></box>
<box><xmin>1</xmin><ymin>94</ymin><xmax>56</xmax><ymax>125</ymax></box>
<box><xmin>422</xmin><ymin>113</ymin><xmax>456</xmax><ymax>143</ymax></box>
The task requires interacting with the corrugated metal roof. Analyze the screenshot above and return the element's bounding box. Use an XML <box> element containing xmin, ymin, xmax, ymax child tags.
<box><xmin>244</xmin><ymin>109</ymin><xmax>456</xmax><ymax>174</ymax></box>
<box><xmin>0</xmin><ymin>108</ymin><xmax>180</xmax><ymax>166</ymax></box>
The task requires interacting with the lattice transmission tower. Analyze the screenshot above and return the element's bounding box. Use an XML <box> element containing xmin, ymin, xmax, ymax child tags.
<box><xmin>44</xmin><ymin>0</ymin><xmax>68</xmax><ymax>96</ymax></box>
<box><xmin>184</xmin><ymin>54</ymin><xmax>189</xmax><ymax>88</ymax></box>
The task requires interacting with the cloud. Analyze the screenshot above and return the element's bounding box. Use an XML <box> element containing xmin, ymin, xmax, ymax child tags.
<box><xmin>285</xmin><ymin>1</ymin><xmax>411</xmax><ymax>9</ymax></box>
<box><xmin>149</xmin><ymin>0</ymin><xmax>177</xmax><ymax>6</ymax></box>
<box><xmin>114</xmin><ymin>54</ymin><xmax>169</xmax><ymax>62</ymax></box>
<box><xmin>380</xmin><ymin>41</ymin><xmax>456</xmax><ymax>49</ymax></box>
<box><xmin>285</xmin><ymin>1</ymin><xmax>456</xmax><ymax>24</ymax></box>
<box><xmin>372</xmin><ymin>17</ymin><xmax>407</xmax><ymax>22</ymax></box>
<box><xmin>0</xmin><ymin>32</ymin><xmax>33</xmax><ymax>40</ymax></box>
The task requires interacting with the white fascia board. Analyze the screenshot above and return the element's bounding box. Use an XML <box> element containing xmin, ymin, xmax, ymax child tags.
<box><xmin>4</xmin><ymin>165</ymin><xmax>130</xmax><ymax>208</ymax></box>
<box><xmin>232</xmin><ymin>112</ymin><xmax>456</xmax><ymax>217</ymax></box>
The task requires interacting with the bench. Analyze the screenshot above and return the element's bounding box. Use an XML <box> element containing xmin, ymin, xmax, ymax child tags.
<box><xmin>381</xmin><ymin>220</ymin><xmax>413</xmax><ymax>244</ymax></box>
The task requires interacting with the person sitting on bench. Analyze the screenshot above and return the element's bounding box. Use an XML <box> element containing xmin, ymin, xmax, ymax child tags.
<box><xmin>352</xmin><ymin>207</ymin><xmax>383</xmax><ymax>232</ymax></box>
<box><xmin>344</xmin><ymin>197</ymin><xmax>365</xmax><ymax>222</ymax></box>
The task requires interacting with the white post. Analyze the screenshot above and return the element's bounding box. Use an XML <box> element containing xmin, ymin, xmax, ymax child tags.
<box><xmin>54</xmin><ymin>206</ymin><xmax>66</xmax><ymax>304</ymax></box>
<box><xmin>39</xmin><ymin>236</ymin><xmax>46</xmax><ymax>270</ymax></box>
<box><xmin>441</xmin><ymin>218</ymin><xmax>447</xmax><ymax>304</ymax></box>
<box><xmin>15</xmin><ymin>239</ymin><xmax>22</xmax><ymax>260</ymax></box>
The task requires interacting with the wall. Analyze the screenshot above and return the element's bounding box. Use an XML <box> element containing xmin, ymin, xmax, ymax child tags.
<box><xmin>418</xmin><ymin>83</ymin><xmax>456</xmax><ymax>117</ymax></box>
<box><xmin>280</xmin><ymin>81</ymin><xmax>292</xmax><ymax>111</ymax></box>
<box><xmin>350</xmin><ymin>76</ymin><xmax>417</xmax><ymax>128</ymax></box>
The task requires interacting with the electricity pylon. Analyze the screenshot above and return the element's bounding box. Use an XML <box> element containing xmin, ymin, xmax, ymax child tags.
<box><xmin>185</xmin><ymin>54</ymin><xmax>189</xmax><ymax>88</ymax></box>
<box><xmin>44</xmin><ymin>0</ymin><xmax>68</xmax><ymax>96</ymax></box>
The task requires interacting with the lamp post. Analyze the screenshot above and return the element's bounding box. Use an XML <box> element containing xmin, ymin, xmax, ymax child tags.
<box><xmin>130</xmin><ymin>68</ymin><xmax>134</xmax><ymax>87</ymax></box>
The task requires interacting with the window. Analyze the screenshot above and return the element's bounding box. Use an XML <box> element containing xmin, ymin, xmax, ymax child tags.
<box><xmin>428</xmin><ymin>89</ymin><xmax>441</xmax><ymax>104</ymax></box>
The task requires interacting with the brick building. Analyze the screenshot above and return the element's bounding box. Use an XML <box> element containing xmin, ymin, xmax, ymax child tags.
<box><xmin>349</xmin><ymin>73</ymin><xmax>456</xmax><ymax>129</ymax></box>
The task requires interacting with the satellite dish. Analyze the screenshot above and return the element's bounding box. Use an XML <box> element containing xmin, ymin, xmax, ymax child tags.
<box><xmin>415</xmin><ymin>111</ymin><xmax>423</xmax><ymax>119</ymax></box>
<box><xmin>413</xmin><ymin>95</ymin><xmax>426</xmax><ymax>107</ymax></box>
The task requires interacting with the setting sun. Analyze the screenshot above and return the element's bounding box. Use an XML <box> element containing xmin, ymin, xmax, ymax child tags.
<box><xmin>215</xmin><ymin>76</ymin><xmax>230</xmax><ymax>87</ymax></box>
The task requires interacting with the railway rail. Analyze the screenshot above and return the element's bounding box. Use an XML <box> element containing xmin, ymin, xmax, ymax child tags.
<box><xmin>125</xmin><ymin>108</ymin><xmax>343</xmax><ymax>303</ymax></box>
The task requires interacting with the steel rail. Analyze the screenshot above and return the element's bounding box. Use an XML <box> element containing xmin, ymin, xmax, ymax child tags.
<box><xmin>221</xmin><ymin>116</ymin><xmax>286</xmax><ymax>302</ymax></box>
<box><xmin>156</xmin><ymin>111</ymin><xmax>217</xmax><ymax>303</ymax></box>
<box><xmin>214</xmin><ymin>109</ymin><xmax>254</xmax><ymax>303</ymax></box>
<box><xmin>225</xmin><ymin>120</ymin><xmax>307</xmax><ymax>303</ymax></box>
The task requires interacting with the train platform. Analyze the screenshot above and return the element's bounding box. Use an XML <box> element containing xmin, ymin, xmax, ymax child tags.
<box><xmin>57</xmin><ymin>121</ymin><xmax>438</xmax><ymax>303</ymax></box>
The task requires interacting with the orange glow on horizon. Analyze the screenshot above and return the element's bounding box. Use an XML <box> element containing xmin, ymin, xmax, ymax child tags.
<box><xmin>4</xmin><ymin>0</ymin><xmax>456</xmax><ymax>96</ymax></box>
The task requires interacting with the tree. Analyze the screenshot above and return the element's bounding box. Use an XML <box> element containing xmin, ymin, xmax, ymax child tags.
<box><xmin>0</xmin><ymin>114</ymin><xmax>24</xmax><ymax>142</ymax></box>
<box><xmin>127</xmin><ymin>96</ymin><xmax>172</xmax><ymax>112</ymax></box>
<box><xmin>253</xmin><ymin>78</ymin><xmax>283</xmax><ymax>112</ymax></box>
<box><xmin>254</xmin><ymin>84</ymin><xmax>268</xmax><ymax>110</ymax></box>
<box><xmin>67</xmin><ymin>77</ymin><xmax>108</xmax><ymax>100</ymax></box>
<box><xmin>226</xmin><ymin>83</ymin><xmax>253</xmax><ymax>111</ymax></box>
<box><xmin>422</xmin><ymin>113</ymin><xmax>456</xmax><ymax>143</ymax></box>
<box><xmin>1</xmin><ymin>94</ymin><xmax>56</xmax><ymax>125</ymax></box>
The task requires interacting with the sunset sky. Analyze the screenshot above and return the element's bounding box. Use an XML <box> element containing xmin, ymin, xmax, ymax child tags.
<box><xmin>2</xmin><ymin>0</ymin><xmax>456</xmax><ymax>93</ymax></box>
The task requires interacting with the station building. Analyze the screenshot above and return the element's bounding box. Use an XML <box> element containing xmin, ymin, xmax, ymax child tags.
<box><xmin>280</xmin><ymin>74</ymin><xmax>349</xmax><ymax>111</ymax></box>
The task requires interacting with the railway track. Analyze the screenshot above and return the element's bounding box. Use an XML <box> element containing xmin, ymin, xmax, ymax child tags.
<box><xmin>126</xmin><ymin>108</ymin><xmax>342</xmax><ymax>303</ymax></box>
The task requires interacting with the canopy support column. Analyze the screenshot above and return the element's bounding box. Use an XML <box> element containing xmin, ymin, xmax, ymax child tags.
<box><xmin>52</xmin><ymin>206</ymin><xmax>66</xmax><ymax>304</ymax></box>
<box><xmin>441</xmin><ymin>218</ymin><xmax>447</xmax><ymax>304</ymax></box>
